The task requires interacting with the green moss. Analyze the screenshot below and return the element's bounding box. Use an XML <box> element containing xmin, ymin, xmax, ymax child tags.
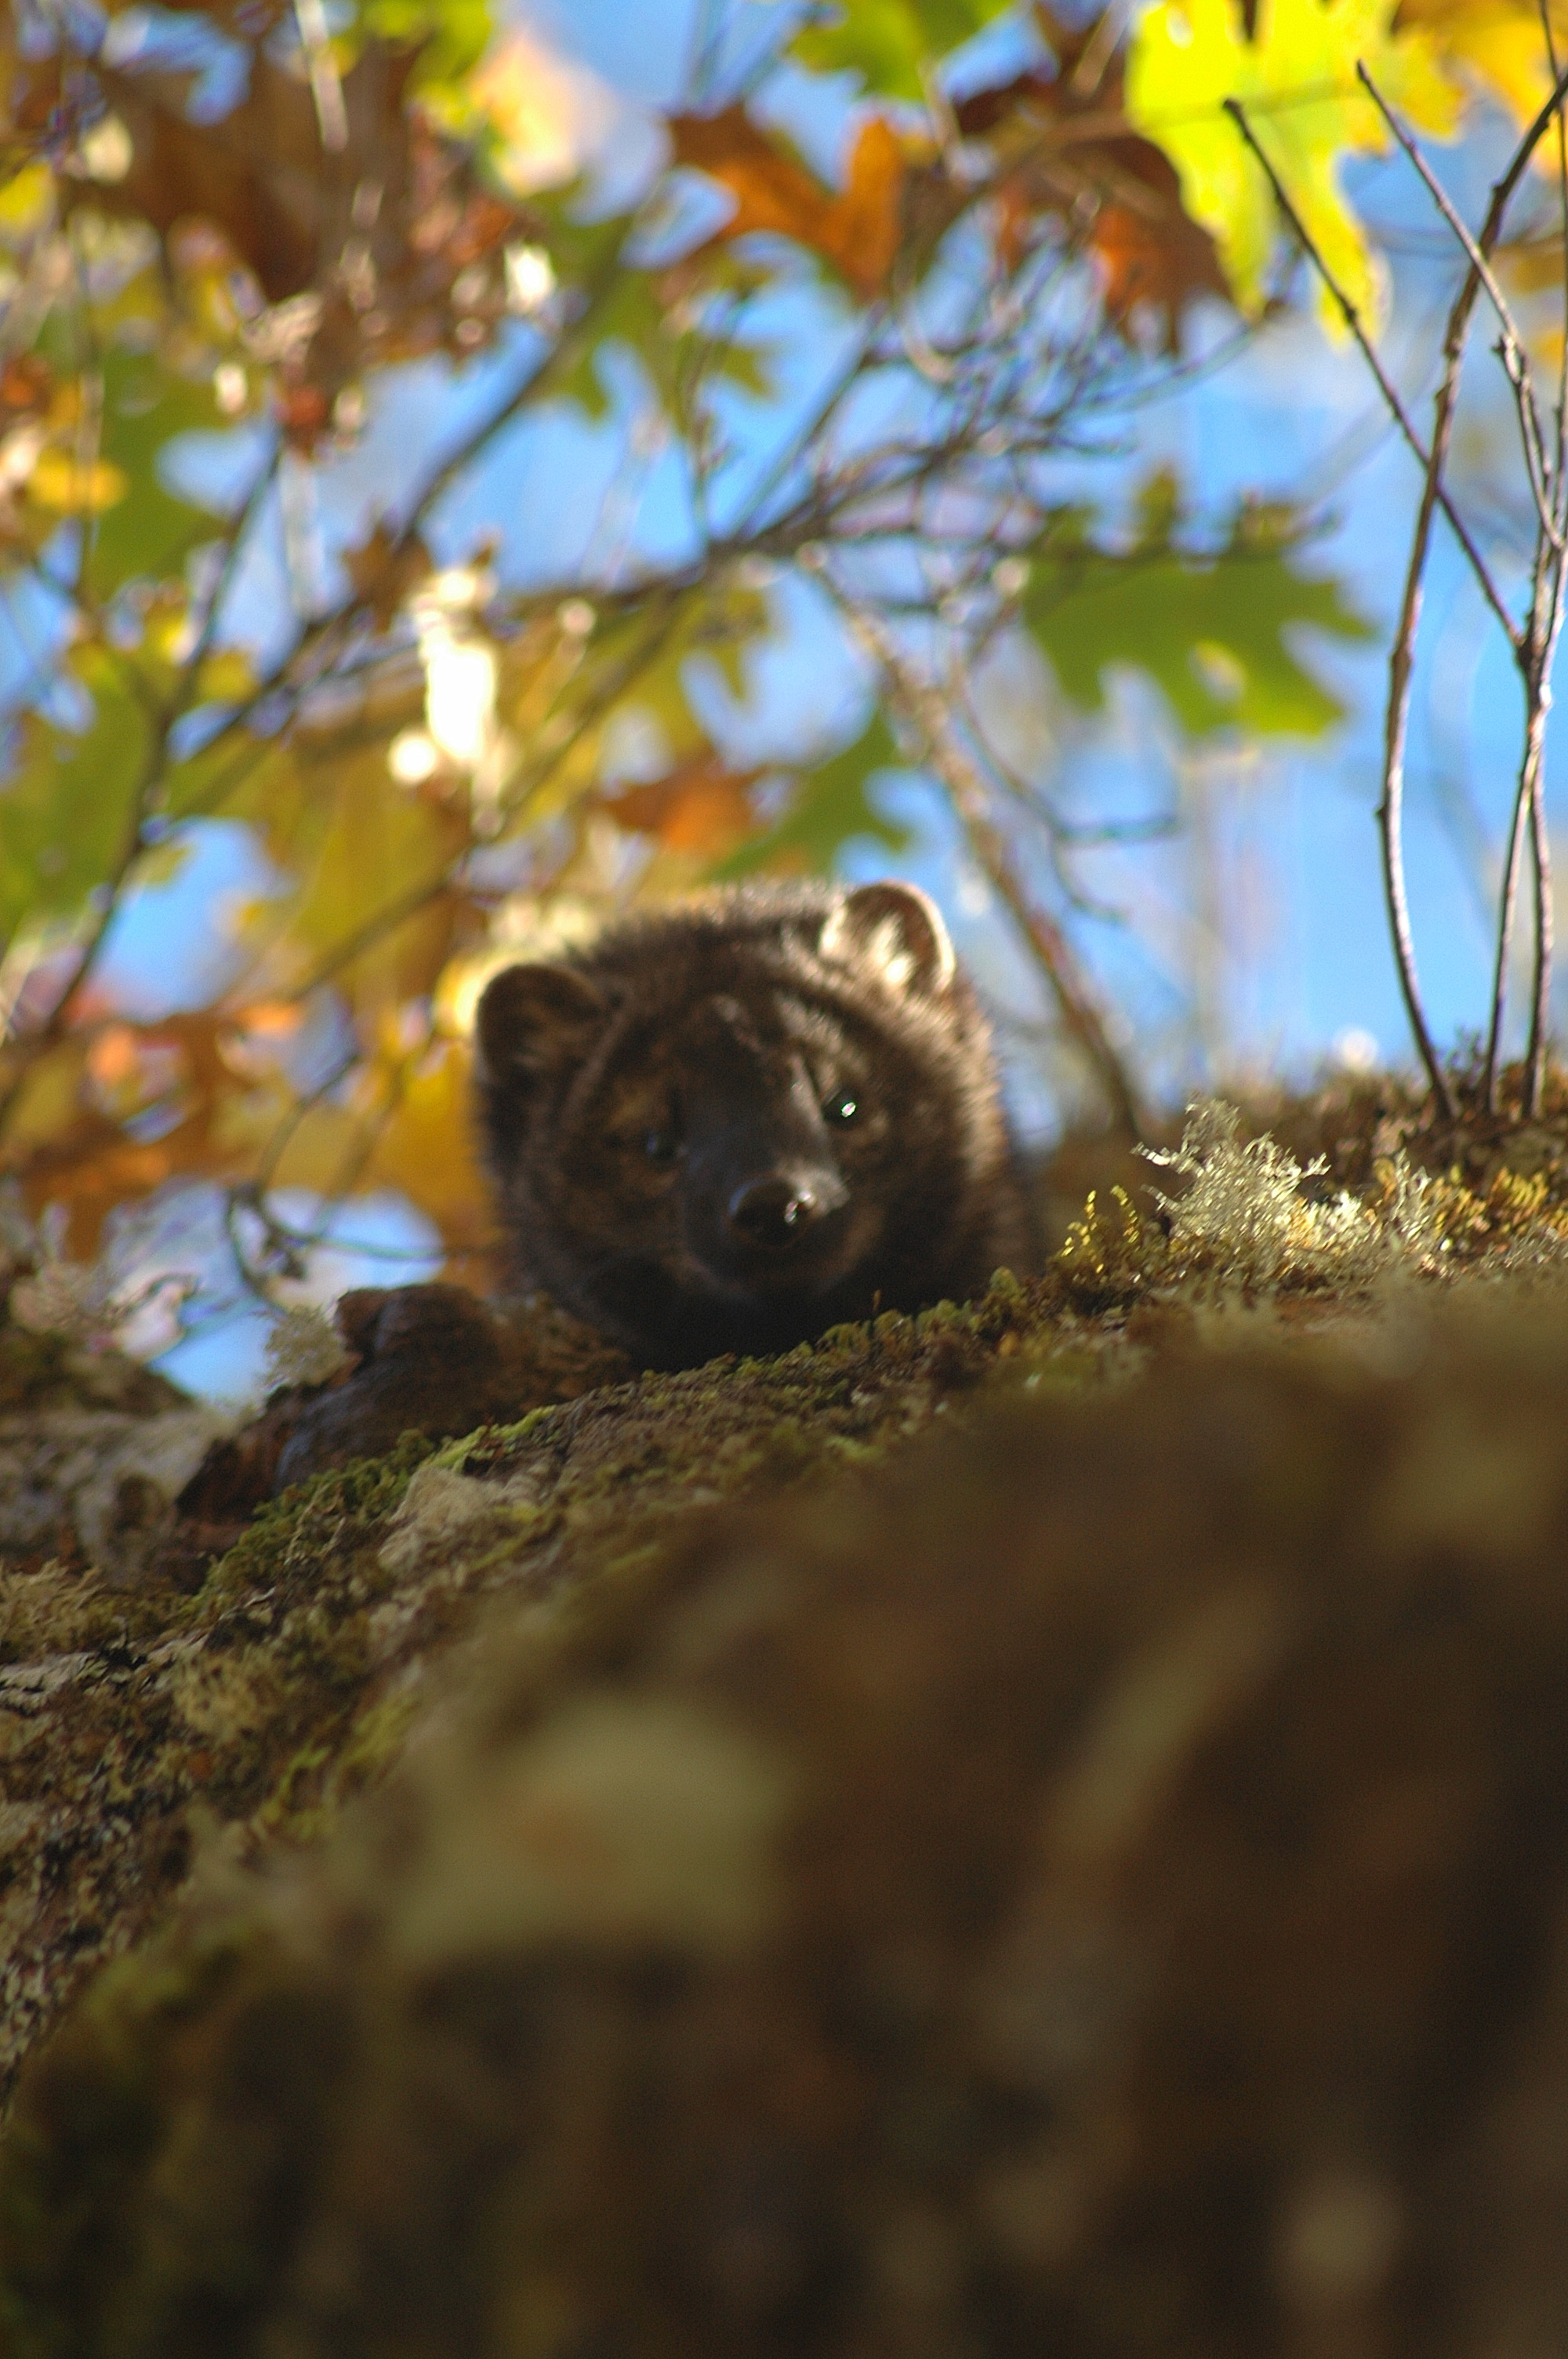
<box><xmin>13</xmin><ymin>1080</ymin><xmax>1568</xmax><ymax>2184</ymax></box>
<box><xmin>0</xmin><ymin>1918</ymin><xmax>263</xmax><ymax>2359</ymax></box>
<box><xmin>321</xmin><ymin>1681</ymin><xmax>425</xmax><ymax>1815</ymax></box>
<box><xmin>16</xmin><ymin>1289</ymin><xmax>1568</xmax><ymax>2353</ymax></box>
<box><xmin>187</xmin><ymin>1430</ymin><xmax>444</xmax><ymax>1619</ymax></box>
<box><xmin>1054</xmin><ymin>1183</ymin><xmax>1157</xmax><ymax>1310</ymax></box>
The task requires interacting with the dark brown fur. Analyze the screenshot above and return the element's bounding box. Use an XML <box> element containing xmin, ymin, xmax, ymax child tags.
<box><xmin>475</xmin><ymin>881</ymin><xmax>1039</xmax><ymax>1370</ymax></box>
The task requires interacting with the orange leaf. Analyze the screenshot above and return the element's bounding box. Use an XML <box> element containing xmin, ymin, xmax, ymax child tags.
<box><xmin>0</xmin><ymin>354</ymin><xmax>50</xmax><ymax>417</ymax></box>
<box><xmin>669</xmin><ymin>107</ymin><xmax>906</xmax><ymax>300</ymax></box>
<box><xmin>825</xmin><ymin>118</ymin><xmax>906</xmax><ymax>300</ymax></box>
<box><xmin>603</xmin><ymin>754</ymin><xmax>761</xmax><ymax>858</ymax></box>
<box><xmin>1084</xmin><ymin>169</ymin><xmax>1226</xmax><ymax>341</ymax></box>
<box><xmin>953</xmin><ymin>47</ymin><xmax>1225</xmax><ymax>349</ymax></box>
<box><xmin>10</xmin><ymin>1013</ymin><xmax>263</xmax><ymax>1255</ymax></box>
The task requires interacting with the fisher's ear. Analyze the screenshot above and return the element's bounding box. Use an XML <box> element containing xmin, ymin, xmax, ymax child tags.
<box><xmin>818</xmin><ymin>881</ymin><xmax>956</xmax><ymax>998</ymax></box>
<box><xmin>475</xmin><ymin>962</ymin><xmax>606</xmax><ymax>1081</ymax></box>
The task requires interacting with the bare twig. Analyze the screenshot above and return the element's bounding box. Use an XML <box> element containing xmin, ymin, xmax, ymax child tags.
<box><xmin>1443</xmin><ymin>57</ymin><xmax>1568</xmax><ymax>1107</ymax></box>
<box><xmin>1230</xmin><ymin>93</ymin><xmax>1457</xmax><ymax>1104</ymax></box>
<box><xmin>953</xmin><ymin>664</ymin><xmax>1177</xmax><ymax>864</ymax></box>
<box><xmin>1381</xmin><ymin>38</ymin><xmax>1568</xmax><ymax>1114</ymax></box>
<box><xmin>1355</xmin><ymin>65</ymin><xmax>1557</xmax><ymax>540</ymax></box>
<box><xmin>1458</xmin><ymin>50</ymin><xmax>1568</xmax><ymax>1106</ymax></box>
<box><xmin>841</xmin><ymin>598</ymin><xmax>1143</xmax><ymax>1132</ymax></box>
<box><xmin>292</xmin><ymin>0</ymin><xmax>348</xmax><ymax>154</ymax></box>
<box><xmin>177</xmin><ymin>431</ymin><xmax>285</xmax><ymax>703</ymax></box>
<box><xmin>1224</xmin><ymin>98</ymin><xmax>1517</xmax><ymax>649</ymax></box>
<box><xmin>1232</xmin><ymin>62</ymin><xmax>1568</xmax><ymax>1114</ymax></box>
<box><xmin>1534</xmin><ymin>0</ymin><xmax>1568</xmax><ymax>1107</ymax></box>
<box><xmin>1382</xmin><ymin>489</ymin><xmax>1455</xmax><ymax>1114</ymax></box>
<box><xmin>1527</xmin><ymin>667</ymin><xmax>1558</xmax><ymax>1103</ymax></box>
<box><xmin>1484</xmin><ymin>474</ymin><xmax>1566</xmax><ymax>1112</ymax></box>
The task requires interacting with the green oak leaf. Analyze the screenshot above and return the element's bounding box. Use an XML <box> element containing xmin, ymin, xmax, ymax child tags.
<box><xmin>551</xmin><ymin>260</ymin><xmax>779</xmax><ymax>423</ymax></box>
<box><xmin>357</xmin><ymin>0</ymin><xmax>493</xmax><ymax>93</ymax></box>
<box><xmin>790</xmin><ymin>0</ymin><xmax>1016</xmax><ymax>101</ymax></box>
<box><xmin>89</xmin><ymin>351</ymin><xmax>230</xmax><ymax>598</ymax></box>
<box><xmin>0</xmin><ymin>645</ymin><xmax>152</xmax><ymax>951</ymax></box>
<box><xmin>1021</xmin><ymin>477</ymin><xmax>1374</xmax><ymax>738</ymax></box>
<box><xmin>717</xmin><ymin>711</ymin><xmax>914</xmax><ymax>876</ymax></box>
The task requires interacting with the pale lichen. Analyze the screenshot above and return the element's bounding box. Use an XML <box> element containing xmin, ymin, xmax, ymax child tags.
<box><xmin>1142</xmin><ymin>1097</ymin><xmax>1448</xmax><ymax>1295</ymax></box>
<box><xmin>262</xmin><ymin>1303</ymin><xmax>354</xmax><ymax>1390</ymax></box>
<box><xmin>0</xmin><ymin>1403</ymin><xmax>228</xmax><ymax>1572</ymax></box>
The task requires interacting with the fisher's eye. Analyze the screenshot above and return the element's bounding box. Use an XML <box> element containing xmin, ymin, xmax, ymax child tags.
<box><xmin>643</xmin><ymin>1121</ymin><xmax>679</xmax><ymax>1165</ymax></box>
<box><xmin>822</xmin><ymin>1089</ymin><xmax>859</xmax><ymax>1126</ymax></box>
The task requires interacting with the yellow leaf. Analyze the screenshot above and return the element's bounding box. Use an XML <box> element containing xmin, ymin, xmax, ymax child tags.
<box><xmin>264</xmin><ymin>1102</ymin><xmax>367</xmax><ymax>1197</ymax></box>
<box><xmin>285</xmin><ymin>740</ymin><xmax>470</xmax><ymax>1016</ymax></box>
<box><xmin>0</xmin><ymin>1041</ymin><xmax>90</xmax><ymax>1161</ymax></box>
<box><xmin>194</xmin><ymin>647</ymin><xmax>256</xmax><ymax>704</ymax></box>
<box><xmin>361</xmin><ymin>1035</ymin><xmax>493</xmax><ymax>1259</ymax></box>
<box><xmin>0</xmin><ymin>162</ymin><xmax>52</xmax><ymax>242</ymax></box>
<box><xmin>27</xmin><ymin>449</ymin><xmax>129</xmax><ymax>513</ymax></box>
<box><xmin>1399</xmin><ymin>0</ymin><xmax>1568</xmax><ymax>135</ymax></box>
<box><xmin>468</xmin><ymin>27</ymin><xmax>612</xmax><ymax>197</ymax></box>
<box><xmin>1127</xmin><ymin>0</ymin><xmax>1461</xmax><ymax>333</ymax></box>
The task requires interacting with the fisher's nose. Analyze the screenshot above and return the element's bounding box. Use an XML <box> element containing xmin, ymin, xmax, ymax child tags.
<box><xmin>725</xmin><ymin>1172</ymin><xmax>830</xmax><ymax>1250</ymax></box>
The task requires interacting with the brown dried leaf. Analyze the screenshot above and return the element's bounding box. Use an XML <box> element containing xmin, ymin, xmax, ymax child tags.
<box><xmin>668</xmin><ymin>107</ymin><xmax>907</xmax><ymax>300</ymax></box>
<box><xmin>34</xmin><ymin>35</ymin><xmax>536</xmax><ymax>436</ymax></box>
<box><xmin>0</xmin><ymin>355</ymin><xmax>51</xmax><ymax>418</ymax></box>
<box><xmin>953</xmin><ymin>28</ymin><xmax>1227</xmax><ymax>347</ymax></box>
<box><xmin>601</xmin><ymin>753</ymin><xmax>762</xmax><ymax>859</ymax></box>
<box><xmin>13</xmin><ymin>1013</ymin><xmax>263</xmax><ymax>1256</ymax></box>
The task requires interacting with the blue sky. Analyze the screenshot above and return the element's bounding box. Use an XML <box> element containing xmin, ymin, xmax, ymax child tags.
<box><xmin>71</xmin><ymin>1</ymin><xmax>1566</xmax><ymax>1109</ymax></box>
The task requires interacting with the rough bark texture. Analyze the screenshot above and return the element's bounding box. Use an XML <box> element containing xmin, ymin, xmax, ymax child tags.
<box><xmin>7</xmin><ymin>1099</ymin><xmax>1568</xmax><ymax>2354</ymax></box>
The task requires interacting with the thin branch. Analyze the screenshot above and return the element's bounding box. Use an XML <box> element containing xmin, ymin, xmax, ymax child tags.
<box><xmin>1229</xmin><ymin>93</ymin><xmax>1451</xmax><ymax>1108</ymax></box>
<box><xmin>0</xmin><ymin>438</ymin><xmax>283</xmax><ymax>1133</ymax></box>
<box><xmin>1486</xmin><ymin>527</ymin><xmax>1563</xmax><ymax>1112</ymax></box>
<box><xmin>1487</xmin><ymin>472</ymin><xmax>1562</xmax><ymax>1106</ymax></box>
<box><xmin>178</xmin><ymin>431</ymin><xmax>285</xmax><ymax>703</ymax></box>
<box><xmin>1537</xmin><ymin>0</ymin><xmax>1568</xmax><ymax>1110</ymax></box>
<box><xmin>1487</xmin><ymin>749</ymin><xmax>1533</xmax><ymax>1097</ymax></box>
<box><xmin>1456</xmin><ymin>50</ymin><xmax>1568</xmax><ymax>1105</ymax></box>
<box><xmin>728</xmin><ymin>324</ymin><xmax>875</xmax><ymax>543</ymax></box>
<box><xmin>968</xmin><ymin>707</ymin><xmax>1178</xmax><ymax>858</ymax></box>
<box><xmin>1234</xmin><ymin>60</ymin><xmax>1568</xmax><ymax>1114</ymax></box>
<box><xmin>840</xmin><ymin>596</ymin><xmax>1143</xmax><ymax>1132</ymax></box>
<box><xmin>1356</xmin><ymin>65</ymin><xmax>1557</xmax><ymax>540</ymax></box>
<box><xmin>1526</xmin><ymin>660</ymin><xmax>1558</xmax><ymax>1105</ymax></box>
<box><xmin>1225</xmin><ymin>97</ymin><xmax>1518</xmax><ymax>650</ymax></box>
